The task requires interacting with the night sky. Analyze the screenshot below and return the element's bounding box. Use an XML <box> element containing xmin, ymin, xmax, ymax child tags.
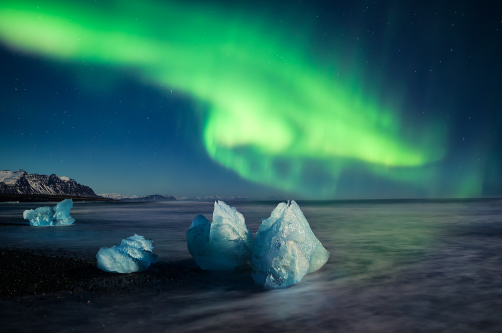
<box><xmin>0</xmin><ymin>0</ymin><xmax>501</xmax><ymax>199</ymax></box>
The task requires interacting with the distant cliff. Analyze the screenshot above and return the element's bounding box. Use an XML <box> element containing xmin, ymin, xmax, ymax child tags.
<box><xmin>175</xmin><ymin>195</ymin><xmax>250</xmax><ymax>201</ymax></box>
<box><xmin>118</xmin><ymin>194</ymin><xmax>176</xmax><ymax>202</ymax></box>
<box><xmin>0</xmin><ymin>170</ymin><xmax>97</xmax><ymax>197</ymax></box>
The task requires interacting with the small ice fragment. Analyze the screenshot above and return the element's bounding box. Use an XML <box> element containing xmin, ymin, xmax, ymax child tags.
<box><xmin>22</xmin><ymin>209</ymin><xmax>35</xmax><ymax>222</ymax></box>
<box><xmin>251</xmin><ymin>200</ymin><xmax>330</xmax><ymax>289</ymax></box>
<box><xmin>96</xmin><ymin>234</ymin><xmax>158</xmax><ymax>273</ymax></box>
<box><xmin>53</xmin><ymin>199</ymin><xmax>75</xmax><ymax>225</ymax></box>
<box><xmin>23</xmin><ymin>199</ymin><xmax>75</xmax><ymax>226</ymax></box>
<box><xmin>186</xmin><ymin>201</ymin><xmax>254</xmax><ymax>271</ymax></box>
<box><xmin>96</xmin><ymin>247</ymin><xmax>139</xmax><ymax>273</ymax></box>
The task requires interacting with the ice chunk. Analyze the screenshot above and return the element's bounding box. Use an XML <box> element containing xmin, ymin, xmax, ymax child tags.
<box><xmin>96</xmin><ymin>234</ymin><xmax>158</xmax><ymax>273</ymax></box>
<box><xmin>186</xmin><ymin>214</ymin><xmax>211</xmax><ymax>260</ymax></box>
<box><xmin>187</xmin><ymin>201</ymin><xmax>254</xmax><ymax>271</ymax></box>
<box><xmin>23</xmin><ymin>206</ymin><xmax>54</xmax><ymax>226</ymax></box>
<box><xmin>22</xmin><ymin>209</ymin><xmax>35</xmax><ymax>222</ymax></box>
<box><xmin>23</xmin><ymin>199</ymin><xmax>75</xmax><ymax>226</ymax></box>
<box><xmin>251</xmin><ymin>200</ymin><xmax>330</xmax><ymax>289</ymax></box>
<box><xmin>53</xmin><ymin>199</ymin><xmax>75</xmax><ymax>225</ymax></box>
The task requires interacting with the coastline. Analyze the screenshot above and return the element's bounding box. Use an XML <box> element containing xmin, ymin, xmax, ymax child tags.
<box><xmin>0</xmin><ymin>194</ymin><xmax>117</xmax><ymax>203</ymax></box>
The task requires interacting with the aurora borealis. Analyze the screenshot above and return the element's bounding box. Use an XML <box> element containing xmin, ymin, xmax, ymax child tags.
<box><xmin>0</xmin><ymin>0</ymin><xmax>500</xmax><ymax>199</ymax></box>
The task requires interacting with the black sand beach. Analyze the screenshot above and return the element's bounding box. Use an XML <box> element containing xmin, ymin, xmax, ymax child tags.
<box><xmin>0</xmin><ymin>246</ymin><xmax>200</xmax><ymax>300</ymax></box>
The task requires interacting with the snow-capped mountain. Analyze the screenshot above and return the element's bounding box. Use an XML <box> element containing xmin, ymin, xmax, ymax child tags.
<box><xmin>0</xmin><ymin>170</ymin><xmax>97</xmax><ymax>197</ymax></box>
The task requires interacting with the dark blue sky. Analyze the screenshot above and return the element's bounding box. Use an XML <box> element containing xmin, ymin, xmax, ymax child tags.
<box><xmin>0</xmin><ymin>0</ymin><xmax>501</xmax><ymax>199</ymax></box>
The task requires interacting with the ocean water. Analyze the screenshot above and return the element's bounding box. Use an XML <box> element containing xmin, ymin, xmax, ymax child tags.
<box><xmin>1</xmin><ymin>199</ymin><xmax>502</xmax><ymax>332</ymax></box>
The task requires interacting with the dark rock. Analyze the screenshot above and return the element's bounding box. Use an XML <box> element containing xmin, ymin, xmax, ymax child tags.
<box><xmin>23</xmin><ymin>283</ymin><xmax>37</xmax><ymax>293</ymax></box>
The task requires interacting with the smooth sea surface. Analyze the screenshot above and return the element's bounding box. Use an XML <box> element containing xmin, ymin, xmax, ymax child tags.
<box><xmin>1</xmin><ymin>199</ymin><xmax>502</xmax><ymax>332</ymax></box>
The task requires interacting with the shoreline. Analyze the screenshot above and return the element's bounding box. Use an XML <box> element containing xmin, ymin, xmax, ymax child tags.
<box><xmin>0</xmin><ymin>194</ymin><xmax>117</xmax><ymax>203</ymax></box>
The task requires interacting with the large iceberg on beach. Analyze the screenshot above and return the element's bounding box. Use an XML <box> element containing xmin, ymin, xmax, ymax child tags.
<box><xmin>53</xmin><ymin>199</ymin><xmax>75</xmax><ymax>225</ymax></box>
<box><xmin>23</xmin><ymin>206</ymin><xmax>54</xmax><ymax>226</ymax></box>
<box><xmin>187</xmin><ymin>201</ymin><xmax>254</xmax><ymax>271</ymax></box>
<box><xmin>96</xmin><ymin>234</ymin><xmax>158</xmax><ymax>273</ymax></box>
<box><xmin>251</xmin><ymin>200</ymin><xmax>330</xmax><ymax>289</ymax></box>
<box><xmin>23</xmin><ymin>199</ymin><xmax>75</xmax><ymax>226</ymax></box>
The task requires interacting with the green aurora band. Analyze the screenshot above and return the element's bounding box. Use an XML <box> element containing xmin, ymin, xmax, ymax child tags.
<box><xmin>0</xmin><ymin>0</ymin><xmax>448</xmax><ymax>197</ymax></box>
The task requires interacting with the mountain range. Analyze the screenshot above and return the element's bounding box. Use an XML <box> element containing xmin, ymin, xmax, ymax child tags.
<box><xmin>98</xmin><ymin>193</ymin><xmax>176</xmax><ymax>201</ymax></box>
<box><xmin>175</xmin><ymin>195</ymin><xmax>250</xmax><ymax>201</ymax></box>
<box><xmin>99</xmin><ymin>193</ymin><xmax>251</xmax><ymax>201</ymax></box>
<box><xmin>1</xmin><ymin>170</ymin><xmax>251</xmax><ymax>201</ymax></box>
<box><xmin>0</xmin><ymin>170</ymin><xmax>97</xmax><ymax>197</ymax></box>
